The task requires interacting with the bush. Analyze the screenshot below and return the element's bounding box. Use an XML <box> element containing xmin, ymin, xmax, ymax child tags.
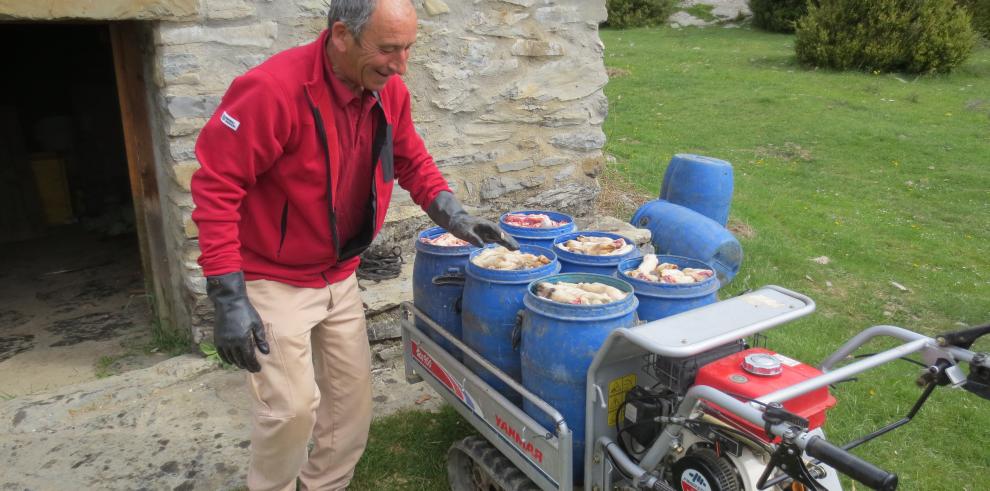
<box><xmin>794</xmin><ymin>0</ymin><xmax>977</xmax><ymax>74</ymax></box>
<box><xmin>957</xmin><ymin>0</ymin><xmax>990</xmax><ymax>38</ymax></box>
<box><xmin>749</xmin><ymin>0</ymin><xmax>810</xmax><ymax>33</ymax></box>
<box><xmin>605</xmin><ymin>0</ymin><xmax>677</xmax><ymax>29</ymax></box>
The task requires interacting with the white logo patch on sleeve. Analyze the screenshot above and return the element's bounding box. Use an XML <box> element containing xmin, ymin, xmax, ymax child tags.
<box><xmin>220</xmin><ymin>111</ymin><xmax>240</xmax><ymax>132</ymax></box>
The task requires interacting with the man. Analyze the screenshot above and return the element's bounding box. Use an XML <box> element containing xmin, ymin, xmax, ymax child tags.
<box><xmin>190</xmin><ymin>1</ymin><xmax>518</xmax><ymax>489</ymax></box>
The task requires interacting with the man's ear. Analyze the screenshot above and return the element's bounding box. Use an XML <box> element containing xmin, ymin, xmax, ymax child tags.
<box><xmin>329</xmin><ymin>21</ymin><xmax>351</xmax><ymax>52</ymax></box>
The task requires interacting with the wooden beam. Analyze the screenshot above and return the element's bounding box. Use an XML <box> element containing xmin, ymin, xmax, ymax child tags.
<box><xmin>109</xmin><ymin>22</ymin><xmax>177</xmax><ymax>333</ymax></box>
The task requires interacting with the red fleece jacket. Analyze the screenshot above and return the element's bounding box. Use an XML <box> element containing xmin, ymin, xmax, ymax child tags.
<box><xmin>191</xmin><ymin>30</ymin><xmax>450</xmax><ymax>288</ymax></box>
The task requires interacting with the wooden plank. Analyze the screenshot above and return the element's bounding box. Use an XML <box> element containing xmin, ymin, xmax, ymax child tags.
<box><xmin>109</xmin><ymin>22</ymin><xmax>178</xmax><ymax>333</ymax></box>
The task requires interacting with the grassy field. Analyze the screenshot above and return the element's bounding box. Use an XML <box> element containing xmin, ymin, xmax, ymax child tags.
<box><xmin>601</xmin><ymin>26</ymin><xmax>990</xmax><ymax>490</ymax></box>
<box><xmin>351</xmin><ymin>26</ymin><xmax>990</xmax><ymax>490</ymax></box>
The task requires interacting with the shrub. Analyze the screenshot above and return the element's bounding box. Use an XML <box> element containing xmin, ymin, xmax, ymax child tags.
<box><xmin>749</xmin><ymin>0</ymin><xmax>810</xmax><ymax>33</ymax></box>
<box><xmin>605</xmin><ymin>0</ymin><xmax>677</xmax><ymax>29</ymax></box>
<box><xmin>957</xmin><ymin>0</ymin><xmax>990</xmax><ymax>38</ymax></box>
<box><xmin>794</xmin><ymin>0</ymin><xmax>977</xmax><ymax>74</ymax></box>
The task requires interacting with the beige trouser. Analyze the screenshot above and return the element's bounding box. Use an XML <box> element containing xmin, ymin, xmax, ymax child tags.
<box><xmin>244</xmin><ymin>274</ymin><xmax>372</xmax><ymax>491</ymax></box>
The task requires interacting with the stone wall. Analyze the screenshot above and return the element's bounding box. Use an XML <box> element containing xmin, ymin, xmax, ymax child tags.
<box><xmin>3</xmin><ymin>0</ymin><xmax>610</xmax><ymax>340</ymax></box>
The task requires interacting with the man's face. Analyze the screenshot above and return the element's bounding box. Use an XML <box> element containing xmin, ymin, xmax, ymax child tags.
<box><xmin>330</xmin><ymin>1</ymin><xmax>418</xmax><ymax>93</ymax></box>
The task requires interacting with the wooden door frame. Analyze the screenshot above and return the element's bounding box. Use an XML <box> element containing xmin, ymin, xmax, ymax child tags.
<box><xmin>109</xmin><ymin>22</ymin><xmax>176</xmax><ymax>332</ymax></box>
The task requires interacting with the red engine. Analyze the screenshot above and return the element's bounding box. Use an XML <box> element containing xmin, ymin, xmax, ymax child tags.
<box><xmin>694</xmin><ymin>348</ymin><xmax>836</xmax><ymax>441</ymax></box>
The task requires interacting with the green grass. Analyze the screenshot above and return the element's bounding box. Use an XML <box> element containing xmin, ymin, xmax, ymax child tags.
<box><xmin>351</xmin><ymin>406</ymin><xmax>477</xmax><ymax>490</ymax></box>
<box><xmin>602</xmin><ymin>26</ymin><xmax>990</xmax><ymax>490</ymax></box>
<box><xmin>680</xmin><ymin>4</ymin><xmax>718</xmax><ymax>23</ymax></box>
<box><xmin>94</xmin><ymin>354</ymin><xmax>127</xmax><ymax>378</ymax></box>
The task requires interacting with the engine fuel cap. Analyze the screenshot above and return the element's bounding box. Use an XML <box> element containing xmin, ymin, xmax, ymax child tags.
<box><xmin>741</xmin><ymin>353</ymin><xmax>783</xmax><ymax>376</ymax></box>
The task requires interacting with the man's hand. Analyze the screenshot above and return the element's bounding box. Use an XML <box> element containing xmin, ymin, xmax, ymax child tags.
<box><xmin>427</xmin><ymin>191</ymin><xmax>520</xmax><ymax>250</ymax></box>
<box><xmin>206</xmin><ymin>271</ymin><xmax>270</xmax><ymax>372</ymax></box>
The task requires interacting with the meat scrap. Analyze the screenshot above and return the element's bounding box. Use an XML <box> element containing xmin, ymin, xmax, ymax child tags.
<box><xmin>624</xmin><ymin>254</ymin><xmax>714</xmax><ymax>284</ymax></box>
<box><xmin>472</xmin><ymin>247</ymin><xmax>551</xmax><ymax>270</ymax></box>
<box><xmin>535</xmin><ymin>281</ymin><xmax>629</xmax><ymax>305</ymax></box>
<box><xmin>557</xmin><ymin>235</ymin><xmax>634</xmax><ymax>256</ymax></box>
<box><xmin>504</xmin><ymin>213</ymin><xmax>568</xmax><ymax>229</ymax></box>
<box><xmin>420</xmin><ymin>232</ymin><xmax>470</xmax><ymax>247</ymax></box>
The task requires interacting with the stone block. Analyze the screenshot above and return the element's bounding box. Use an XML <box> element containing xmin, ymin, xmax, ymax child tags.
<box><xmin>462</xmin><ymin>123</ymin><xmax>513</xmax><ymax>144</ymax></box>
<box><xmin>508</xmin><ymin>60</ymin><xmax>607</xmax><ymax>102</ymax></box>
<box><xmin>167</xmin><ymin>117</ymin><xmax>208</xmax><ymax>137</ymax></box>
<box><xmin>466</xmin><ymin>11</ymin><xmax>533</xmax><ymax>39</ymax></box>
<box><xmin>549</xmin><ymin>129</ymin><xmax>606</xmax><ymax>152</ymax></box>
<box><xmin>423</xmin><ymin>0</ymin><xmax>449</xmax><ymax>16</ymax></box>
<box><xmin>205</xmin><ymin>0</ymin><xmax>255</xmax><ymax>20</ymax></box>
<box><xmin>523</xmin><ymin>183</ymin><xmax>598</xmax><ymax>214</ymax></box>
<box><xmin>554</xmin><ymin>164</ymin><xmax>576</xmax><ymax>181</ymax></box>
<box><xmin>169</xmin><ymin>138</ymin><xmax>197</xmax><ymax>162</ymax></box>
<box><xmin>539</xmin><ymin>157</ymin><xmax>569</xmax><ymax>167</ymax></box>
<box><xmin>511</xmin><ymin>39</ymin><xmax>564</xmax><ymax>57</ymax></box>
<box><xmin>158</xmin><ymin>21</ymin><xmax>278</xmax><ymax>48</ymax></box>
<box><xmin>0</xmin><ymin>0</ymin><xmax>199</xmax><ymax>21</ymax></box>
<box><xmin>172</xmin><ymin>160</ymin><xmax>200</xmax><ymax>192</ymax></box>
<box><xmin>166</xmin><ymin>95</ymin><xmax>220</xmax><ymax>119</ymax></box>
<box><xmin>496</xmin><ymin>159</ymin><xmax>534</xmax><ymax>173</ymax></box>
<box><xmin>183</xmin><ymin>212</ymin><xmax>199</xmax><ymax>239</ymax></box>
<box><xmin>535</xmin><ymin>6</ymin><xmax>582</xmax><ymax>25</ymax></box>
<box><xmin>162</xmin><ymin>53</ymin><xmax>199</xmax><ymax>83</ymax></box>
<box><xmin>297</xmin><ymin>0</ymin><xmax>329</xmax><ymax>16</ymax></box>
<box><xmin>480</xmin><ymin>176</ymin><xmax>523</xmax><ymax>200</ymax></box>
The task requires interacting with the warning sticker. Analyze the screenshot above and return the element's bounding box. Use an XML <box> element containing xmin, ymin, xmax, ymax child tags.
<box><xmin>607</xmin><ymin>374</ymin><xmax>637</xmax><ymax>426</ymax></box>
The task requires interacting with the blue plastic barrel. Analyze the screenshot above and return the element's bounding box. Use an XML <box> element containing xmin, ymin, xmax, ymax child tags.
<box><xmin>660</xmin><ymin>154</ymin><xmax>734</xmax><ymax>226</ymax></box>
<box><xmin>499</xmin><ymin>210</ymin><xmax>576</xmax><ymax>249</ymax></box>
<box><xmin>616</xmin><ymin>255</ymin><xmax>719</xmax><ymax>321</ymax></box>
<box><xmin>520</xmin><ymin>273</ymin><xmax>638</xmax><ymax>483</ymax></box>
<box><xmin>413</xmin><ymin>227</ymin><xmax>475</xmax><ymax>360</ymax></box>
<box><xmin>462</xmin><ymin>245</ymin><xmax>560</xmax><ymax>405</ymax></box>
<box><xmin>631</xmin><ymin>200</ymin><xmax>742</xmax><ymax>285</ymax></box>
<box><xmin>552</xmin><ymin>231</ymin><xmax>641</xmax><ymax>276</ymax></box>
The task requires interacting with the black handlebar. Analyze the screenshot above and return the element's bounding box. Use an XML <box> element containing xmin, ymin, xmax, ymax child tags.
<box><xmin>805</xmin><ymin>436</ymin><xmax>898</xmax><ymax>491</ymax></box>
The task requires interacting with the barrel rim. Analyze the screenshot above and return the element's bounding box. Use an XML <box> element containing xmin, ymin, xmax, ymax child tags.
<box><xmin>465</xmin><ymin>244</ymin><xmax>561</xmax><ymax>283</ymax></box>
<box><xmin>523</xmin><ymin>272</ymin><xmax>639</xmax><ymax>321</ymax></box>
<box><xmin>415</xmin><ymin>226</ymin><xmax>476</xmax><ymax>255</ymax></box>
<box><xmin>499</xmin><ymin>210</ymin><xmax>576</xmax><ymax>238</ymax></box>
<box><xmin>616</xmin><ymin>255</ymin><xmax>720</xmax><ymax>298</ymax></box>
<box><xmin>552</xmin><ymin>230</ymin><xmax>640</xmax><ymax>265</ymax></box>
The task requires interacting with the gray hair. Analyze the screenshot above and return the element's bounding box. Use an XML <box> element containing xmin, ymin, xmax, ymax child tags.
<box><xmin>326</xmin><ymin>0</ymin><xmax>379</xmax><ymax>39</ymax></box>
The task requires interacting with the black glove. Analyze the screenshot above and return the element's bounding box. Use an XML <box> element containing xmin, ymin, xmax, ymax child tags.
<box><xmin>206</xmin><ymin>271</ymin><xmax>270</xmax><ymax>372</ymax></box>
<box><xmin>427</xmin><ymin>191</ymin><xmax>519</xmax><ymax>250</ymax></box>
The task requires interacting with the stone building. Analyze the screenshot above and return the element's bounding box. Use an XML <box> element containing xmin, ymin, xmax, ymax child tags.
<box><xmin>0</xmin><ymin>0</ymin><xmax>609</xmax><ymax>343</ymax></box>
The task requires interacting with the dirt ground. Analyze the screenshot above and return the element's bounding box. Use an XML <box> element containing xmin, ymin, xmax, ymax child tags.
<box><xmin>0</xmin><ymin>226</ymin><xmax>443</xmax><ymax>490</ymax></box>
<box><xmin>0</xmin><ymin>227</ymin><xmax>170</xmax><ymax>398</ymax></box>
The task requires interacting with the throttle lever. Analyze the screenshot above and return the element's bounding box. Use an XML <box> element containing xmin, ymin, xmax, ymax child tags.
<box><xmin>936</xmin><ymin>323</ymin><xmax>990</xmax><ymax>350</ymax></box>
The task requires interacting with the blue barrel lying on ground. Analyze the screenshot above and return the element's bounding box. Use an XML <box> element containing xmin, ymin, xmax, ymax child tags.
<box><xmin>498</xmin><ymin>210</ymin><xmax>576</xmax><ymax>249</ymax></box>
<box><xmin>520</xmin><ymin>273</ymin><xmax>638</xmax><ymax>484</ymax></box>
<box><xmin>413</xmin><ymin>226</ymin><xmax>475</xmax><ymax>360</ymax></box>
<box><xmin>631</xmin><ymin>199</ymin><xmax>742</xmax><ymax>285</ymax></box>
<box><xmin>660</xmin><ymin>153</ymin><xmax>734</xmax><ymax>226</ymax></box>
<box><xmin>552</xmin><ymin>231</ymin><xmax>641</xmax><ymax>276</ymax></box>
<box><xmin>616</xmin><ymin>255</ymin><xmax>719</xmax><ymax>322</ymax></box>
<box><xmin>461</xmin><ymin>245</ymin><xmax>560</xmax><ymax>405</ymax></box>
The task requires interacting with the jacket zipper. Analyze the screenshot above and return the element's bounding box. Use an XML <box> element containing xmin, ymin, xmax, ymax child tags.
<box><xmin>306</xmin><ymin>94</ymin><xmax>340</xmax><ymax>257</ymax></box>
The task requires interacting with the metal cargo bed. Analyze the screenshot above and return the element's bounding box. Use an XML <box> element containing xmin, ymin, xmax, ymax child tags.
<box><xmin>401</xmin><ymin>302</ymin><xmax>574</xmax><ymax>491</ymax></box>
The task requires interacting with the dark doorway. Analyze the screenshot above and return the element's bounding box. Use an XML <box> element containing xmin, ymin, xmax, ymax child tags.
<box><xmin>0</xmin><ymin>23</ymin><xmax>163</xmax><ymax>396</ymax></box>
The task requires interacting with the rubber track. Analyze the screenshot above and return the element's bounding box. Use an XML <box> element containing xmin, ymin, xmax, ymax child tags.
<box><xmin>448</xmin><ymin>435</ymin><xmax>541</xmax><ymax>491</ymax></box>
